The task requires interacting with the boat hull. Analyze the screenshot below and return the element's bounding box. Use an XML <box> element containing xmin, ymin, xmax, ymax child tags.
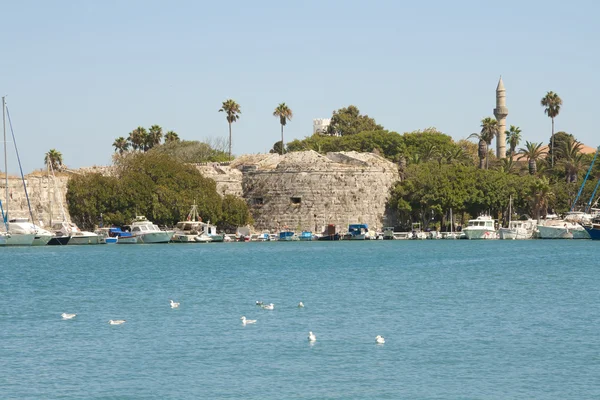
<box><xmin>537</xmin><ymin>225</ymin><xmax>589</xmax><ymax>239</ymax></box>
<box><xmin>48</xmin><ymin>236</ymin><xmax>70</xmax><ymax>246</ymax></box>
<box><xmin>584</xmin><ymin>226</ymin><xmax>600</xmax><ymax>240</ymax></box>
<box><xmin>68</xmin><ymin>235</ymin><xmax>101</xmax><ymax>245</ymax></box>
<box><xmin>317</xmin><ymin>234</ymin><xmax>340</xmax><ymax>241</ymax></box>
<box><xmin>498</xmin><ymin>228</ymin><xmax>533</xmax><ymax>240</ymax></box>
<box><xmin>5</xmin><ymin>233</ymin><xmax>36</xmax><ymax>246</ymax></box>
<box><xmin>32</xmin><ymin>233</ymin><xmax>53</xmax><ymax>246</ymax></box>
<box><xmin>136</xmin><ymin>231</ymin><xmax>174</xmax><ymax>244</ymax></box>
<box><xmin>172</xmin><ymin>234</ymin><xmax>198</xmax><ymax>243</ymax></box>
<box><xmin>463</xmin><ymin>229</ymin><xmax>497</xmax><ymax>240</ymax></box>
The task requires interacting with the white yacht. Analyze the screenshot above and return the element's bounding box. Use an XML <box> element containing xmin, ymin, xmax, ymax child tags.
<box><xmin>8</xmin><ymin>218</ymin><xmax>53</xmax><ymax>245</ymax></box>
<box><xmin>463</xmin><ymin>215</ymin><xmax>497</xmax><ymax>239</ymax></box>
<box><xmin>536</xmin><ymin>212</ymin><xmax>590</xmax><ymax>239</ymax></box>
<box><xmin>1</xmin><ymin>219</ymin><xmax>36</xmax><ymax>246</ymax></box>
<box><xmin>498</xmin><ymin>219</ymin><xmax>536</xmax><ymax>240</ymax></box>
<box><xmin>51</xmin><ymin>221</ymin><xmax>101</xmax><ymax>245</ymax></box>
<box><xmin>129</xmin><ymin>215</ymin><xmax>174</xmax><ymax>244</ymax></box>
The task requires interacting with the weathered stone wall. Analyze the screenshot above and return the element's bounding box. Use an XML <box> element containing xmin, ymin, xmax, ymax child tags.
<box><xmin>237</xmin><ymin>151</ymin><xmax>399</xmax><ymax>232</ymax></box>
<box><xmin>0</xmin><ymin>173</ymin><xmax>70</xmax><ymax>227</ymax></box>
<box><xmin>193</xmin><ymin>163</ymin><xmax>243</xmax><ymax>197</ymax></box>
<box><xmin>1</xmin><ymin>151</ymin><xmax>400</xmax><ymax>233</ymax></box>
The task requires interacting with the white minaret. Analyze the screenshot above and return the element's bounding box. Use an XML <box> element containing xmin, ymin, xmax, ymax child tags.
<box><xmin>493</xmin><ymin>76</ymin><xmax>508</xmax><ymax>159</ymax></box>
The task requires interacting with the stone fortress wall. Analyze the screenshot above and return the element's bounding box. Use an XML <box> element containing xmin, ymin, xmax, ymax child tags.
<box><xmin>2</xmin><ymin>151</ymin><xmax>400</xmax><ymax>232</ymax></box>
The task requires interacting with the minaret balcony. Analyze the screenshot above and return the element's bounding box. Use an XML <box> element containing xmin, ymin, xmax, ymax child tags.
<box><xmin>494</xmin><ymin>106</ymin><xmax>508</xmax><ymax>117</ymax></box>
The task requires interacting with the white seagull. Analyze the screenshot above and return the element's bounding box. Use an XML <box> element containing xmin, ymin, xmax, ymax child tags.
<box><xmin>298</xmin><ymin>302</ymin><xmax>304</xmax><ymax>308</ymax></box>
<box><xmin>240</xmin><ymin>316</ymin><xmax>257</xmax><ymax>325</ymax></box>
<box><xmin>61</xmin><ymin>313</ymin><xmax>76</xmax><ymax>320</ymax></box>
<box><xmin>375</xmin><ymin>335</ymin><xmax>385</xmax><ymax>344</ymax></box>
<box><xmin>308</xmin><ymin>331</ymin><xmax>316</xmax><ymax>342</ymax></box>
<box><xmin>109</xmin><ymin>319</ymin><xmax>126</xmax><ymax>325</ymax></box>
<box><xmin>170</xmin><ymin>299</ymin><xmax>180</xmax><ymax>308</ymax></box>
<box><xmin>261</xmin><ymin>303</ymin><xmax>274</xmax><ymax>310</ymax></box>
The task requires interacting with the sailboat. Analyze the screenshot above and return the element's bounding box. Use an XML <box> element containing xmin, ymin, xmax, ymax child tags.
<box><xmin>498</xmin><ymin>196</ymin><xmax>536</xmax><ymax>240</ymax></box>
<box><xmin>1</xmin><ymin>97</ymin><xmax>35</xmax><ymax>246</ymax></box>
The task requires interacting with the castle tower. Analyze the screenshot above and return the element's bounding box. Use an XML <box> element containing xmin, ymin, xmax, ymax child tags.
<box><xmin>493</xmin><ymin>76</ymin><xmax>508</xmax><ymax>159</ymax></box>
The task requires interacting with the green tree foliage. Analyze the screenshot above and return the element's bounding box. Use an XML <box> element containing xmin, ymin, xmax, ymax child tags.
<box><xmin>112</xmin><ymin>137</ymin><xmax>129</xmax><ymax>154</ymax></box>
<box><xmin>541</xmin><ymin>91</ymin><xmax>563</xmax><ymax>167</ymax></box>
<box><xmin>66</xmin><ymin>152</ymin><xmax>251</xmax><ymax>231</ymax></box>
<box><xmin>388</xmin><ymin>161</ymin><xmax>567</xmax><ymax>229</ymax></box>
<box><xmin>219</xmin><ymin>194</ymin><xmax>253</xmax><ymax>232</ymax></box>
<box><xmin>505</xmin><ymin>125</ymin><xmax>521</xmax><ymax>158</ymax></box>
<box><xmin>149</xmin><ymin>140</ymin><xmax>229</xmax><ymax>163</ymax></box>
<box><xmin>270</xmin><ymin>141</ymin><xmax>287</xmax><ymax>154</ymax></box>
<box><xmin>517</xmin><ymin>141</ymin><xmax>546</xmax><ymax>175</ymax></box>
<box><xmin>273</xmin><ymin>103</ymin><xmax>293</xmax><ymax>155</ymax></box>
<box><xmin>164</xmin><ymin>131</ymin><xmax>180</xmax><ymax>143</ymax></box>
<box><xmin>219</xmin><ymin>99</ymin><xmax>241</xmax><ymax>161</ymax></box>
<box><xmin>325</xmin><ymin>105</ymin><xmax>383</xmax><ymax>136</ymax></box>
<box><xmin>546</xmin><ymin>131</ymin><xmax>574</xmax><ymax>164</ymax></box>
<box><xmin>44</xmin><ymin>149</ymin><xmax>64</xmax><ymax>171</ymax></box>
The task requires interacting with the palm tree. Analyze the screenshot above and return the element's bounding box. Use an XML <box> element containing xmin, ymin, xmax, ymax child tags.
<box><xmin>128</xmin><ymin>126</ymin><xmax>148</xmax><ymax>151</ymax></box>
<box><xmin>541</xmin><ymin>91</ymin><xmax>562</xmax><ymax>167</ymax></box>
<box><xmin>517</xmin><ymin>141</ymin><xmax>546</xmax><ymax>175</ymax></box>
<box><xmin>505</xmin><ymin>125</ymin><xmax>521</xmax><ymax>158</ymax></box>
<box><xmin>164</xmin><ymin>131</ymin><xmax>180</xmax><ymax>144</ymax></box>
<box><xmin>468</xmin><ymin>117</ymin><xmax>498</xmax><ymax>169</ymax></box>
<box><xmin>147</xmin><ymin>125</ymin><xmax>163</xmax><ymax>149</ymax></box>
<box><xmin>219</xmin><ymin>99</ymin><xmax>241</xmax><ymax>161</ymax></box>
<box><xmin>528</xmin><ymin>176</ymin><xmax>553</xmax><ymax>221</ymax></box>
<box><xmin>421</xmin><ymin>143</ymin><xmax>438</xmax><ymax>162</ymax></box>
<box><xmin>44</xmin><ymin>149</ymin><xmax>63</xmax><ymax>171</ymax></box>
<box><xmin>273</xmin><ymin>103</ymin><xmax>293</xmax><ymax>155</ymax></box>
<box><xmin>557</xmin><ymin>137</ymin><xmax>585</xmax><ymax>183</ymax></box>
<box><xmin>112</xmin><ymin>137</ymin><xmax>129</xmax><ymax>154</ymax></box>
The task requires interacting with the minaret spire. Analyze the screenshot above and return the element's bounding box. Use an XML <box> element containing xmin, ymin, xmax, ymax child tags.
<box><xmin>493</xmin><ymin>76</ymin><xmax>508</xmax><ymax>159</ymax></box>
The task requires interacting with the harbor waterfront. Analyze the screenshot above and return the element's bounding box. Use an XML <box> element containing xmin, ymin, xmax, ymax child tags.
<box><xmin>1</xmin><ymin>241</ymin><xmax>599</xmax><ymax>399</ymax></box>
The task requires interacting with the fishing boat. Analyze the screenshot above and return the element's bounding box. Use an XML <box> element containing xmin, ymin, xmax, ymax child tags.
<box><xmin>51</xmin><ymin>221</ymin><xmax>101</xmax><ymax>245</ymax></box>
<box><xmin>343</xmin><ymin>224</ymin><xmax>369</xmax><ymax>240</ymax></box>
<box><xmin>317</xmin><ymin>224</ymin><xmax>340</xmax><ymax>241</ymax></box>
<box><xmin>498</xmin><ymin>197</ymin><xmax>535</xmax><ymax>240</ymax></box>
<box><xmin>462</xmin><ymin>215</ymin><xmax>497</xmax><ymax>240</ymax></box>
<box><xmin>278</xmin><ymin>230</ymin><xmax>295</xmax><ymax>241</ymax></box>
<box><xmin>537</xmin><ymin>214</ymin><xmax>589</xmax><ymax>239</ymax></box>
<box><xmin>299</xmin><ymin>231</ymin><xmax>314</xmax><ymax>241</ymax></box>
<box><xmin>129</xmin><ymin>215</ymin><xmax>174</xmax><ymax>244</ymax></box>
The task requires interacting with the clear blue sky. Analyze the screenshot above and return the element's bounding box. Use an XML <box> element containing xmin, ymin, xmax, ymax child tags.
<box><xmin>1</xmin><ymin>0</ymin><xmax>598</xmax><ymax>173</ymax></box>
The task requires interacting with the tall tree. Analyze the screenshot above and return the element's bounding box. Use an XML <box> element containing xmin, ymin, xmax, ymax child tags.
<box><xmin>541</xmin><ymin>91</ymin><xmax>563</xmax><ymax>168</ymax></box>
<box><xmin>164</xmin><ymin>131</ymin><xmax>180</xmax><ymax>143</ymax></box>
<box><xmin>505</xmin><ymin>125</ymin><xmax>521</xmax><ymax>158</ymax></box>
<box><xmin>557</xmin><ymin>137</ymin><xmax>585</xmax><ymax>183</ymax></box>
<box><xmin>326</xmin><ymin>105</ymin><xmax>383</xmax><ymax>136</ymax></box>
<box><xmin>44</xmin><ymin>149</ymin><xmax>63</xmax><ymax>171</ymax></box>
<box><xmin>517</xmin><ymin>141</ymin><xmax>546</xmax><ymax>175</ymax></box>
<box><xmin>468</xmin><ymin>117</ymin><xmax>498</xmax><ymax>169</ymax></box>
<box><xmin>219</xmin><ymin>99</ymin><xmax>241</xmax><ymax>161</ymax></box>
<box><xmin>112</xmin><ymin>137</ymin><xmax>129</xmax><ymax>154</ymax></box>
<box><xmin>273</xmin><ymin>103</ymin><xmax>293</xmax><ymax>155</ymax></box>
<box><xmin>128</xmin><ymin>126</ymin><xmax>148</xmax><ymax>151</ymax></box>
<box><xmin>147</xmin><ymin>125</ymin><xmax>163</xmax><ymax>149</ymax></box>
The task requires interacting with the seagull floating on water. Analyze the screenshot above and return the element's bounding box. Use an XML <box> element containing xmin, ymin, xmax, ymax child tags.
<box><xmin>261</xmin><ymin>303</ymin><xmax>274</xmax><ymax>310</ymax></box>
<box><xmin>109</xmin><ymin>319</ymin><xmax>126</xmax><ymax>325</ymax></box>
<box><xmin>61</xmin><ymin>313</ymin><xmax>76</xmax><ymax>320</ymax></box>
<box><xmin>298</xmin><ymin>302</ymin><xmax>304</xmax><ymax>308</ymax></box>
<box><xmin>308</xmin><ymin>331</ymin><xmax>316</xmax><ymax>342</ymax></box>
<box><xmin>375</xmin><ymin>335</ymin><xmax>385</xmax><ymax>344</ymax></box>
<box><xmin>170</xmin><ymin>299</ymin><xmax>180</xmax><ymax>309</ymax></box>
<box><xmin>240</xmin><ymin>316</ymin><xmax>256</xmax><ymax>325</ymax></box>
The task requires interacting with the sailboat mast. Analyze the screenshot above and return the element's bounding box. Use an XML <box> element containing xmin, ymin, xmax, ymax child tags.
<box><xmin>2</xmin><ymin>96</ymin><xmax>7</xmax><ymax>221</ymax></box>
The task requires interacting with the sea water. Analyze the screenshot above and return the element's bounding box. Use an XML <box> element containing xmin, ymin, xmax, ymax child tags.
<box><xmin>1</xmin><ymin>240</ymin><xmax>599</xmax><ymax>399</ymax></box>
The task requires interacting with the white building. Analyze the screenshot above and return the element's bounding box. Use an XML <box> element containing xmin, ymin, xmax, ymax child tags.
<box><xmin>313</xmin><ymin>118</ymin><xmax>332</xmax><ymax>135</ymax></box>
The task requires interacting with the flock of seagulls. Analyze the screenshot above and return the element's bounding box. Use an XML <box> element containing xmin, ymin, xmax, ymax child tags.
<box><xmin>247</xmin><ymin>300</ymin><xmax>385</xmax><ymax>345</ymax></box>
<box><xmin>62</xmin><ymin>299</ymin><xmax>386</xmax><ymax>344</ymax></box>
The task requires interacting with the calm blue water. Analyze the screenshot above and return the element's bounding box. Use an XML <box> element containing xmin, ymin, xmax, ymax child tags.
<box><xmin>1</xmin><ymin>241</ymin><xmax>599</xmax><ymax>399</ymax></box>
